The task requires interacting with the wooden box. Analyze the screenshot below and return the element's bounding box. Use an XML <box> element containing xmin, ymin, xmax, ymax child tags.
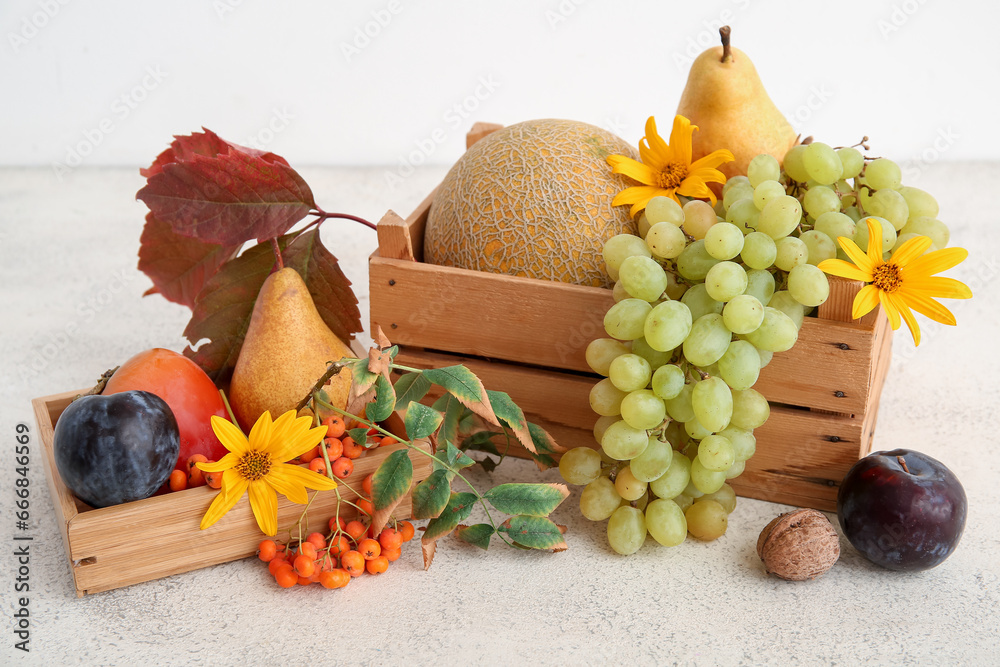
<box><xmin>32</xmin><ymin>390</ymin><xmax>432</xmax><ymax>596</ymax></box>
<box><xmin>368</xmin><ymin>123</ymin><xmax>892</xmax><ymax>512</ymax></box>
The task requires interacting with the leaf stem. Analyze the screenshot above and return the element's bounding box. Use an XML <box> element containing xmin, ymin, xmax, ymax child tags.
<box><xmin>270</xmin><ymin>238</ymin><xmax>285</xmax><ymax>269</ymax></box>
<box><xmin>312</xmin><ymin>209</ymin><xmax>378</xmax><ymax>231</ymax></box>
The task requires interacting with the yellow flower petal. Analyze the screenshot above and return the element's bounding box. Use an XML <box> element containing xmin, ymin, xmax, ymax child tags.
<box><xmin>270</xmin><ymin>462</ymin><xmax>338</xmax><ymax>492</ymax></box>
<box><xmin>248</xmin><ymin>410</ymin><xmax>275</xmax><ymax>452</ymax></box>
<box><xmin>667</xmin><ymin>115</ymin><xmax>694</xmax><ymax>166</ymax></box>
<box><xmin>675</xmin><ymin>179</ymin><xmax>716</xmax><ymax>205</ymax></box>
<box><xmin>886</xmin><ymin>291</ymin><xmax>921</xmax><ymax>346</ymax></box>
<box><xmin>196</xmin><ymin>452</ymin><xmax>239</xmax><ymax>473</ymax></box>
<box><xmin>690</xmin><ymin>149</ymin><xmax>735</xmax><ymax>171</ymax></box>
<box><xmin>879</xmin><ymin>289</ymin><xmax>901</xmax><ymax>330</ymax></box>
<box><xmin>269</xmin><ymin>421</ymin><xmax>328</xmax><ymax>464</ymax></box>
<box><xmin>837</xmin><ymin>237</ymin><xmax>876</xmax><ymax>275</ymax></box>
<box><xmin>199</xmin><ymin>474</ymin><xmax>248</xmax><ymax>530</ymax></box>
<box><xmin>900</xmin><ymin>290</ymin><xmax>957</xmax><ymax>326</ymax></box>
<box><xmin>852</xmin><ymin>284</ymin><xmax>881</xmax><ymax>319</ymax></box>
<box><xmin>900</xmin><ymin>247</ymin><xmax>969</xmax><ymax>280</ymax></box>
<box><xmin>248</xmin><ymin>480</ymin><xmax>278</xmax><ymax>536</ymax></box>
<box><xmin>638</xmin><ymin>141</ymin><xmax>665</xmax><ymax>169</ymax></box>
<box><xmin>211</xmin><ymin>415</ymin><xmax>250</xmax><ymax>456</ymax></box>
<box><xmin>890</xmin><ymin>235</ymin><xmax>933</xmax><ymax>266</ymax></box>
<box><xmin>607</xmin><ymin>154</ymin><xmax>658</xmax><ymax>186</ymax></box>
<box><xmin>901</xmin><ymin>276</ymin><xmax>972</xmax><ymax>300</ymax></box>
<box><xmin>643</xmin><ymin>116</ymin><xmax>672</xmax><ymax>164</ymax></box>
<box><xmin>818</xmin><ymin>258</ymin><xmax>872</xmax><ymax>282</ymax></box>
<box><xmin>865</xmin><ymin>218</ymin><xmax>883</xmax><ymax>266</ymax></box>
<box><xmin>268</xmin><ymin>410</ymin><xmax>299</xmax><ymax>446</ymax></box>
<box><xmin>266</xmin><ymin>463</ymin><xmax>315</xmax><ymax>504</ymax></box>
<box><xmin>686</xmin><ymin>166</ymin><xmax>728</xmax><ymax>186</ymax></box>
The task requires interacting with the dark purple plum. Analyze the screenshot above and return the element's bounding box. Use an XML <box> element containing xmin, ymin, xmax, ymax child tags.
<box><xmin>53</xmin><ymin>391</ymin><xmax>180</xmax><ymax>508</ymax></box>
<box><xmin>837</xmin><ymin>449</ymin><xmax>967</xmax><ymax>572</ymax></box>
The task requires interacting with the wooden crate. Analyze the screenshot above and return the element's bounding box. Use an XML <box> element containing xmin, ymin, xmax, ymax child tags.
<box><xmin>368</xmin><ymin>123</ymin><xmax>893</xmax><ymax>512</ymax></box>
<box><xmin>32</xmin><ymin>390</ymin><xmax>432</xmax><ymax>596</ymax></box>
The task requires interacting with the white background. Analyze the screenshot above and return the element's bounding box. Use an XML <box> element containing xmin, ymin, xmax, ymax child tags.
<box><xmin>2</xmin><ymin>0</ymin><xmax>998</xmax><ymax>179</ymax></box>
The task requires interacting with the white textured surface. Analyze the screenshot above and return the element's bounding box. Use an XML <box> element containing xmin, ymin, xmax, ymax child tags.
<box><xmin>1</xmin><ymin>164</ymin><xmax>998</xmax><ymax>666</ymax></box>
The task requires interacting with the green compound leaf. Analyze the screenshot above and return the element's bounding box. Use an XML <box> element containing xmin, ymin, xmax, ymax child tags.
<box><xmin>526</xmin><ymin>422</ymin><xmax>563</xmax><ymax>470</ymax></box>
<box><xmin>422</xmin><ymin>365</ymin><xmax>498</xmax><ymax>426</ymax></box>
<box><xmin>347</xmin><ymin>427</ymin><xmax>369</xmax><ymax>447</ymax></box>
<box><xmin>394</xmin><ymin>372</ymin><xmax>431</xmax><ymax>412</ymax></box>
<box><xmin>437</xmin><ymin>394</ymin><xmax>464</xmax><ymax>449</ymax></box>
<box><xmin>367</xmin><ymin>373</ymin><xmax>396</xmax><ymax>423</ymax></box>
<box><xmin>371</xmin><ymin>449</ymin><xmax>413</xmax><ymax>512</ymax></box>
<box><xmin>499</xmin><ymin>515</ymin><xmax>568</xmax><ymax>551</ymax></box>
<box><xmin>410</xmin><ymin>470</ymin><xmax>451</xmax><ymax>519</ymax></box>
<box><xmin>404</xmin><ymin>402</ymin><xmax>442</xmax><ymax>440</ymax></box>
<box><xmin>422</xmin><ymin>492</ymin><xmax>477</xmax><ymax>542</ymax></box>
<box><xmin>484</xmin><ymin>483</ymin><xmax>570</xmax><ymax>517</ymax></box>
<box><xmin>486</xmin><ymin>390</ymin><xmax>534</xmax><ymax>454</ymax></box>
<box><xmin>455</xmin><ymin>523</ymin><xmax>495</xmax><ymax>550</ymax></box>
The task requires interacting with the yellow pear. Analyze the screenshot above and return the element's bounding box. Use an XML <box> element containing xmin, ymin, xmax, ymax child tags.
<box><xmin>229</xmin><ymin>267</ymin><xmax>353</xmax><ymax>432</ymax></box>
<box><xmin>676</xmin><ymin>26</ymin><xmax>797</xmax><ymax>179</ymax></box>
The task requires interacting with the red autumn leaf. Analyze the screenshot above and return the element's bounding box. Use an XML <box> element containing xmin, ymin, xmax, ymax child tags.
<box><xmin>139</xmin><ymin>127</ymin><xmax>289</xmax><ymax>178</ymax></box>
<box><xmin>282</xmin><ymin>228</ymin><xmax>362</xmax><ymax>345</ymax></box>
<box><xmin>136</xmin><ymin>130</ymin><xmax>316</xmax><ymax>246</ymax></box>
<box><xmin>182</xmin><ymin>230</ymin><xmax>362</xmax><ymax>383</ymax></box>
<box><xmin>137</xmin><ymin>213</ymin><xmax>241</xmax><ymax>309</ymax></box>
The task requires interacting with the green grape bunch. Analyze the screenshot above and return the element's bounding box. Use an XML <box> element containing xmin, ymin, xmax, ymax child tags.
<box><xmin>561</xmin><ymin>145</ymin><xmax>952</xmax><ymax>555</ymax></box>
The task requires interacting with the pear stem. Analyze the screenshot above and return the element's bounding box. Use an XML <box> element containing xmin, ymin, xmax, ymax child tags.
<box><xmin>270</xmin><ymin>238</ymin><xmax>285</xmax><ymax>269</ymax></box>
<box><xmin>720</xmin><ymin>25</ymin><xmax>733</xmax><ymax>63</ymax></box>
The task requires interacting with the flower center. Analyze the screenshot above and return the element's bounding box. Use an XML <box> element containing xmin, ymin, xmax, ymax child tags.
<box><xmin>656</xmin><ymin>163</ymin><xmax>687</xmax><ymax>189</ymax></box>
<box><xmin>872</xmin><ymin>262</ymin><xmax>902</xmax><ymax>293</ymax></box>
<box><xmin>236</xmin><ymin>450</ymin><xmax>272</xmax><ymax>481</ymax></box>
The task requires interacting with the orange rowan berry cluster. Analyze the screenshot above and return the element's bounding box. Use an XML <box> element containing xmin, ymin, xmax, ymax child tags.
<box><xmin>167</xmin><ymin>454</ymin><xmax>223</xmax><ymax>492</ymax></box>
<box><xmin>292</xmin><ymin>416</ymin><xmax>397</xmax><ymax>480</ymax></box>
<box><xmin>258</xmin><ymin>509</ymin><xmax>415</xmax><ymax>589</ymax></box>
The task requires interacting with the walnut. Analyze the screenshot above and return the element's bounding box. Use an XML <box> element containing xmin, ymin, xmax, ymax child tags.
<box><xmin>756</xmin><ymin>509</ymin><xmax>840</xmax><ymax>581</ymax></box>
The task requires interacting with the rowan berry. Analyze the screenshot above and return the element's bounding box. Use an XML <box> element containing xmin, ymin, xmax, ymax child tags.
<box><xmin>341</xmin><ymin>550</ymin><xmax>365</xmax><ymax>577</ymax></box>
<box><xmin>399</xmin><ymin>521</ymin><xmax>415</xmax><ymax>542</ymax></box>
<box><xmin>358</xmin><ymin>538</ymin><xmax>381</xmax><ymax>561</ymax></box>
<box><xmin>168</xmin><ymin>469</ymin><xmax>187</xmax><ymax>492</ymax></box>
<box><xmin>331</xmin><ymin>457</ymin><xmax>354</xmax><ymax>479</ymax></box>
<box><xmin>204</xmin><ymin>470</ymin><xmax>222</xmax><ymax>489</ymax></box>
<box><xmin>341</xmin><ymin>436</ymin><xmax>364</xmax><ymax>459</ymax></box>
<box><xmin>293</xmin><ymin>554</ymin><xmax>316</xmax><ymax>577</ymax></box>
<box><xmin>365</xmin><ymin>556</ymin><xmax>389</xmax><ymax>575</ymax></box>
<box><xmin>299</xmin><ymin>446</ymin><xmax>320</xmax><ymax>463</ymax></box>
<box><xmin>324</xmin><ymin>438</ymin><xmax>344</xmax><ymax>460</ymax></box>
<box><xmin>379</xmin><ymin>436</ymin><xmax>396</xmax><ymax>447</ymax></box>
<box><xmin>306</xmin><ymin>532</ymin><xmax>327</xmax><ymax>550</ymax></box>
<box><xmin>357</xmin><ymin>498</ymin><xmax>374</xmax><ymax>517</ymax></box>
<box><xmin>328</xmin><ymin>535</ymin><xmax>351</xmax><ymax>557</ymax></box>
<box><xmin>258</xmin><ymin>539</ymin><xmax>278</xmax><ymax>563</ymax></box>
<box><xmin>362</xmin><ymin>473</ymin><xmax>374</xmax><ymax>497</ymax></box>
<box><xmin>319</xmin><ymin>568</ymin><xmax>350</xmax><ymax>589</ymax></box>
<box><xmin>274</xmin><ymin>565</ymin><xmax>298</xmax><ymax>588</ymax></box>
<box><xmin>328</xmin><ymin>516</ymin><xmax>346</xmax><ymax>533</ymax></box>
<box><xmin>378</xmin><ymin>528</ymin><xmax>403</xmax><ymax>551</ymax></box>
<box><xmin>308</xmin><ymin>457</ymin><xmax>327</xmax><ymax>474</ymax></box>
<box><xmin>345</xmin><ymin>520</ymin><xmax>367</xmax><ymax>541</ymax></box>
<box><xmin>298</xmin><ymin>542</ymin><xmax>318</xmax><ymax>560</ymax></box>
<box><xmin>382</xmin><ymin>547</ymin><xmax>401</xmax><ymax>562</ymax></box>
<box><xmin>323</xmin><ymin>415</ymin><xmax>346</xmax><ymax>439</ymax></box>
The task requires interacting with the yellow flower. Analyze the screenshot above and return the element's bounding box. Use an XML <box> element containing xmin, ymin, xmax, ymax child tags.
<box><xmin>607</xmin><ymin>115</ymin><xmax>734</xmax><ymax>216</ymax></box>
<box><xmin>197</xmin><ymin>410</ymin><xmax>337</xmax><ymax>536</ymax></box>
<box><xmin>817</xmin><ymin>217</ymin><xmax>972</xmax><ymax>346</ymax></box>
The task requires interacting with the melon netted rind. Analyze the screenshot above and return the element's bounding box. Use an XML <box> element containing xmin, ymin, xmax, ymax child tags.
<box><xmin>424</xmin><ymin>119</ymin><xmax>640</xmax><ymax>288</ymax></box>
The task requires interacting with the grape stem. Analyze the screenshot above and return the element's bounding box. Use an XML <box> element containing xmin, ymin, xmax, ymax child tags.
<box><xmin>719</xmin><ymin>26</ymin><xmax>733</xmax><ymax>63</ymax></box>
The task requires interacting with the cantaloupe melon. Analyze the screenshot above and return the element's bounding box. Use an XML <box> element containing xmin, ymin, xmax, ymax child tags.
<box><xmin>423</xmin><ymin>119</ymin><xmax>639</xmax><ymax>288</ymax></box>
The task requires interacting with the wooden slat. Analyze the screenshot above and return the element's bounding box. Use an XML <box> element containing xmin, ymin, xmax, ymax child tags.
<box><xmin>466</xmin><ymin>122</ymin><xmax>503</xmax><ymax>149</ymax></box>
<box><xmin>33</xmin><ymin>392</ymin><xmax>431</xmax><ymax>596</ymax></box>
<box><xmin>371</xmin><ymin>254</ymin><xmax>612</xmax><ymax>372</ymax></box>
<box><xmin>376</xmin><ymin>210</ymin><xmax>416</xmax><ymax>261</ymax></box>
